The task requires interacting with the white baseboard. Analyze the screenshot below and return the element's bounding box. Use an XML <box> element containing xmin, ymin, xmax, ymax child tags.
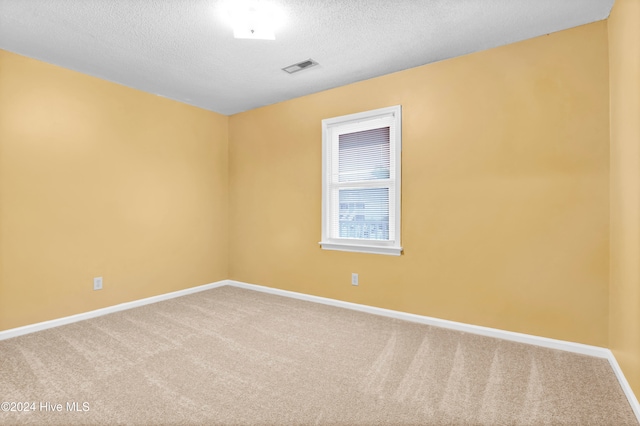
<box><xmin>608</xmin><ymin>351</ymin><xmax>640</xmax><ymax>421</ymax></box>
<box><xmin>226</xmin><ymin>280</ymin><xmax>640</xmax><ymax>421</ymax></box>
<box><xmin>0</xmin><ymin>280</ymin><xmax>228</xmax><ymax>341</ymax></box>
<box><xmin>1</xmin><ymin>278</ymin><xmax>638</xmax><ymax>422</ymax></box>
<box><xmin>227</xmin><ymin>280</ymin><xmax>608</xmax><ymax>356</ymax></box>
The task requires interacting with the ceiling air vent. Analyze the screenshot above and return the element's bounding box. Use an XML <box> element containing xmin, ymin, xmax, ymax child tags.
<box><xmin>282</xmin><ymin>59</ymin><xmax>318</xmax><ymax>74</ymax></box>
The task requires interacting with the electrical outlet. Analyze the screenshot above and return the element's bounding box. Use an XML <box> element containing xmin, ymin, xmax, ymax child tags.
<box><xmin>93</xmin><ymin>277</ymin><xmax>103</xmax><ymax>291</ymax></box>
<box><xmin>352</xmin><ymin>273</ymin><xmax>359</xmax><ymax>286</ymax></box>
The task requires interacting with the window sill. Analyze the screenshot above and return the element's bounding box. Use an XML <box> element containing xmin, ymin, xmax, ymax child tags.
<box><xmin>319</xmin><ymin>241</ymin><xmax>402</xmax><ymax>256</ymax></box>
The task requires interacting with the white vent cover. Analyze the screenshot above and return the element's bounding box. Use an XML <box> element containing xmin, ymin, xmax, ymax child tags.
<box><xmin>282</xmin><ymin>59</ymin><xmax>319</xmax><ymax>74</ymax></box>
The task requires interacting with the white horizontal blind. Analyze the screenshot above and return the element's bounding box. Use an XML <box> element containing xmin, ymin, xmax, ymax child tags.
<box><xmin>338</xmin><ymin>127</ymin><xmax>390</xmax><ymax>182</ymax></box>
<box><xmin>336</xmin><ymin>188</ymin><xmax>390</xmax><ymax>240</ymax></box>
<box><xmin>329</xmin><ymin>117</ymin><xmax>396</xmax><ymax>242</ymax></box>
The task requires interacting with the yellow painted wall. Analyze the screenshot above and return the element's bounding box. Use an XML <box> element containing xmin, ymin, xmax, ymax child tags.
<box><xmin>0</xmin><ymin>50</ymin><xmax>229</xmax><ymax>331</ymax></box>
<box><xmin>0</xmin><ymin>18</ymin><xmax>615</xmax><ymax>356</ymax></box>
<box><xmin>229</xmin><ymin>22</ymin><xmax>610</xmax><ymax>346</ymax></box>
<box><xmin>609</xmin><ymin>0</ymin><xmax>640</xmax><ymax>398</ymax></box>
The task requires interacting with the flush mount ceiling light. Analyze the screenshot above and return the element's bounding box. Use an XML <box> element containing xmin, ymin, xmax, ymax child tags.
<box><xmin>221</xmin><ymin>0</ymin><xmax>282</xmax><ymax>40</ymax></box>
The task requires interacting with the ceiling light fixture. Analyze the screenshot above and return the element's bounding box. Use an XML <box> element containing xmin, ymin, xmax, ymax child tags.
<box><xmin>222</xmin><ymin>0</ymin><xmax>281</xmax><ymax>40</ymax></box>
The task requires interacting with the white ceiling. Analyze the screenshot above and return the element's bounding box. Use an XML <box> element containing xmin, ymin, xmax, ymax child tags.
<box><xmin>0</xmin><ymin>0</ymin><xmax>614</xmax><ymax>116</ymax></box>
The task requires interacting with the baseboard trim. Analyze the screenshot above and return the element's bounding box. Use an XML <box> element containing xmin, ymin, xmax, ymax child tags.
<box><xmin>1</xmin><ymin>278</ymin><xmax>638</xmax><ymax>421</ymax></box>
<box><xmin>608</xmin><ymin>351</ymin><xmax>640</xmax><ymax>421</ymax></box>
<box><xmin>0</xmin><ymin>280</ymin><xmax>228</xmax><ymax>341</ymax></box>
<box><xmin>227</xmin><ymin>280</ymin><xmax>640</xmax><ymax>421</ymax></box>
<box><xmin>227</xmin><ymin>280</ymin><xmax>608</xmax><ymax>356</ymax></box>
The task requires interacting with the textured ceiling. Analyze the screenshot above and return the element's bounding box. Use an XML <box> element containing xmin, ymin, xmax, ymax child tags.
<box><xmin>0</xmin><ymin>0</ymin><xmax>614</xmax><ymax>115</ymax></box>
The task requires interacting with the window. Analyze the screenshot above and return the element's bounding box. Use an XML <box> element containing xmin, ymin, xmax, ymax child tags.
<box><xmin>320</xmin><ymin>105</ymin><xmax>402</xmax><ymax>256</ymax></box>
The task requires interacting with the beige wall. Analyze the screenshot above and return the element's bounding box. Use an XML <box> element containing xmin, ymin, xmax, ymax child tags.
<box><xmin>0</xmin><ymin>50</ymin><xmax>229</xmax><ymax>331</ymax></box>
<box><xmin>0</xmin><ymin>16</ymin><xmax>619</xmax><ymax>371</ymax></box>
<box><xmin>609</xmin><ymin>0</ymin><xmax>640</xmax><ymax>398</ymax></box>
<box><xmin>229</xmin><ymin>22</ymin><xmax>610</xmax><ymax>347</ymax></box>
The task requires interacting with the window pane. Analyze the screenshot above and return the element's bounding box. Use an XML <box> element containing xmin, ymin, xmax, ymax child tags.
<box><xmin>338</xmin><ymin>127</ymin><xmax>390</xmax><ymax>182</ymax></box>
<box><xmin>338</xmin><ymin>188</ymin><xmax>389</xmax><ymax>240</ymax></box>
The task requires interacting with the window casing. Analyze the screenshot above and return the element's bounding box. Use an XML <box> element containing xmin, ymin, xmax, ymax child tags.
<box><xmin>320</xmin><ymin>105</ymin><xmax>402</xmax><ymax>256</ymax></box>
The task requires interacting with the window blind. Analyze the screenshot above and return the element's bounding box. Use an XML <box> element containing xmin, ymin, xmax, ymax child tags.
<box><xmin>338</xmin><ymin>127</ymin><xmax>390</xmax><ymax>182</ymax></box>
<box><xmin>329</xmin><ymin>124</ymin><xmax>395</xmax><ymax>241</ymax></box>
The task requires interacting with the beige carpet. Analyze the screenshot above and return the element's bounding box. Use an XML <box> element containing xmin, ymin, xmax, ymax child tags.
<box><xmin>0</xmin><ymin>285</ymin><xmax>637</xmax><ymax>425</ymax></box>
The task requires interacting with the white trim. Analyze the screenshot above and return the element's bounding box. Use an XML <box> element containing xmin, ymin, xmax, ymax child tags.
<box><xmin>319</xmin><ymin>241</ymin><xmax>402</xmax><ymax>256</ymax></box>
<box><xmin>226</xmin><ymin>280</ymin><xmax>640</xmax><ymax>422</ymax></box>
<box><xmin>0</xmin><ymin>280</ymin><xmax>228</xmax><ymax>341</ymax></box>
<box><xmin>607</xmin><ymin>351</ymin><xmax>640</xmax><ymax>421</ymax></box>
<box><xmin>227</xmin><ymin>280</ymin><xmax>608</xmax><ymax>357</ymax></box>
<box><xmin>1</xmin><ymin>278</ymin><xmax>638</xmax><ymax>422</ymax></box>
<box><xmin>322</xmin><ymin>105</ymin><xmax>400</xmax><ymax>127</ymax></box>
<box><xmin>321</xmin><ymin>105</ymin><xmax>402</xmax><ymax>256</ymax></box>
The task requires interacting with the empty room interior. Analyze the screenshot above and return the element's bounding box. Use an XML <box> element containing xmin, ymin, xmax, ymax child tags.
<box><xmin>1</xmin><ymin>0</ymin><xmax>640</xmax><ymax>424</ymax></box>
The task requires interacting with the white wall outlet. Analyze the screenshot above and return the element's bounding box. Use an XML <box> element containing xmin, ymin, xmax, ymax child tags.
<box><xmin>352</xmin><ymin>273</ymin><xmax>359</xmax><ymax>286</ymax></box>
<box><xmin>93</xmin><ymin>277</ymin><xmax>103</xmax><ymax>291</ymax></box>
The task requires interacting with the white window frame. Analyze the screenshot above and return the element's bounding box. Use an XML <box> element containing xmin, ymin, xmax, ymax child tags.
<box><xmin>320</xmin><ymin>105</ymin><xmax>402</xmax><ymax>256</ymax></box>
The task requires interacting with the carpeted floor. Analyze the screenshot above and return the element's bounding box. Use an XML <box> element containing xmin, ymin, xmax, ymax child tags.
<box><xmin>0</xmin><ymin>285</ymin><xmax>637</xmax><ymax>425</ymax></box>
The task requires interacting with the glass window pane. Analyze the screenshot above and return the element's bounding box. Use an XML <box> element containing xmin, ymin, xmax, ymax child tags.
<box><xmin>338</xmin><ymin>188</ymin><xmax>389</xmax><ymax>240</ymax></box>
<box><xmin>338</xmin><ymin>127</ymin><xmax>390</xmax><ymax>182</ymax></box>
